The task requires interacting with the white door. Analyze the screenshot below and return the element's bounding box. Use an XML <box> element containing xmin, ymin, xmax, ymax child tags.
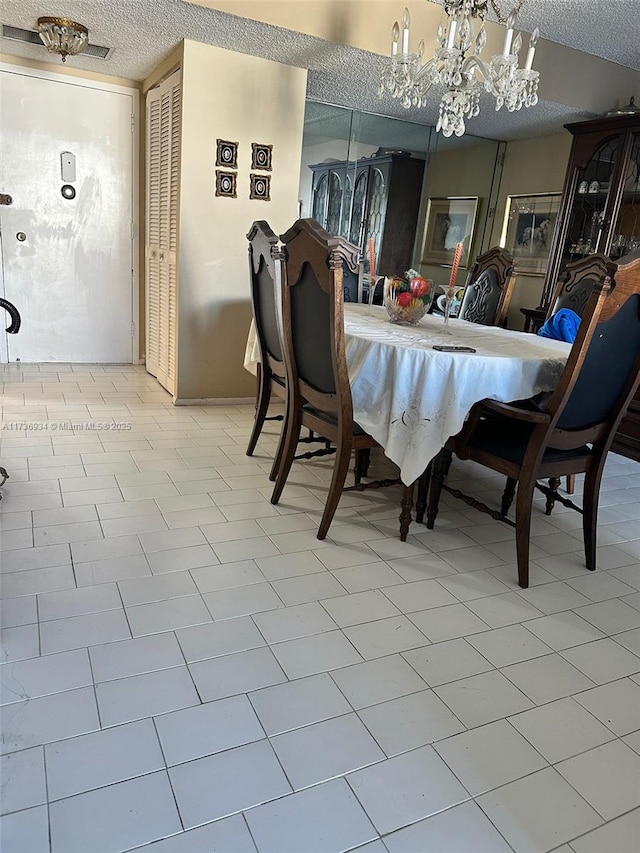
<box><xmin>0</xmin><ymin>68</ymin><xmax>136</xmax><ymax>362</ymax></box>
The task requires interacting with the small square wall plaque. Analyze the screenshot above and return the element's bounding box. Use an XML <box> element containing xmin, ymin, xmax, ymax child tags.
<box><xmin>249</xmin><ymin>174</ymin><xmax>271</xmax><ymax>201</ymax></box>
<box><xmin>216</xmin><ymin>170</ymin><xmax>237</xmax><ymax>198</ymax></box>
<box><xmin>251</xmin><ymin>143</ymin><xmax>273</xmax><ymax>171</ymax></box>
<box><xmin>216</xmin><ymin>139</ymin><xmax>238</xmax><ymax>169</ymax></box>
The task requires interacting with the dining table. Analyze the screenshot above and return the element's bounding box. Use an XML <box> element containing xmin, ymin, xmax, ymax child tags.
<box><xmin>244</xmin><ymin>303</ymin><xmax>572</xmax><ymax>533</ymax></box>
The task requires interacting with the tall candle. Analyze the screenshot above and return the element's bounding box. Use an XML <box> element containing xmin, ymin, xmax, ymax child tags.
<box><xmin>368</xmin><ymin>237</ymin><xmax>376</xmax><ymax>281</ymax></box>
<box><xmin>448</xmin><ymin>242</ymin><xmax>463</xmax><ymax>296</ymax></box>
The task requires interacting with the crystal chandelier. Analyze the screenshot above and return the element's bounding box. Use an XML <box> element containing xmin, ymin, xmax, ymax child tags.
<box><xmin>37</xmin><ymin>16</ymin><xmax>89</xmax><ymax>62</ymax></box>
<box><xmin>380</xmin><ymin>1</ymin><xmax>540</xmax><ymax>137</ymax></box>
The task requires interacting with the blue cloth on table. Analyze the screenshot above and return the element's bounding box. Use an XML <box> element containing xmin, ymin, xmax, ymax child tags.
<box><xmin>537</xmin><ymin>308</ymin><xmax>581</xmax><ymax>343</ymax></box>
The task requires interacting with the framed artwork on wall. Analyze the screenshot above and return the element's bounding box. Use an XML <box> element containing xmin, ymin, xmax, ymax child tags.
<box><xmin>251</xmin><ymin>143</ymin><xmax>273</xmax><ymax>171</ymax></box>
<box><xmin>503</xmin><ymin>192</ymin><xmax>562</xmax><ymax>275</ymax></box>
<box><xmin>422</xmin><ymin>197</ymin><xmax>478</xmax><ymax>268</ymax></box>
<box><xmin>250</xmin><ymin>174</ymin><xmax>271</xmax><ymax>201</ymax></box>
<box><xmin>216</xmin><ymin>139</ymin><xmax>238</xmax><ymax>169</ymax></box>
<box><xmin>215</xmin><ymin>170</ymin><xmax>237</xmax><ymax>198</ymax></box>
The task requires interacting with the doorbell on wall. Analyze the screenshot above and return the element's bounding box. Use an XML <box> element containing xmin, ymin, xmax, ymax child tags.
<box><xmin>60</xmin><ymin>151</ymin><xmax>76</xmax><ymax>183</ymax></box>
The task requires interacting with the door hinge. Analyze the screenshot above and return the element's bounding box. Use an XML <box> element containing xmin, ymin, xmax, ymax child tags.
<box><xmin>131</xmin><ymin>322</ymin><xmax>136</xmax><ymax>337</ymax></box>
<box><xmin>131</xmin><ymin>114</ymin><xmax>135</xmax><ymax>133</ymax></box>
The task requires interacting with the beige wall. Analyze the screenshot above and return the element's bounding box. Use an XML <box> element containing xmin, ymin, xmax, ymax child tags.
<box><xmin>176</xmin><ymin>40</ymin><xmax>307</xmax><ymax>400</ymax></box>
<box><xmin>490</xmin><ymin>132</ymin><xmax>573</xmax><ymax>328</ymax></box>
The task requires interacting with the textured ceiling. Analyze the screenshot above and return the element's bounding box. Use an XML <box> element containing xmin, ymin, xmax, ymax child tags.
<box><xmin>0</xmin><ymin>1</ymin><xmax>637</xmax><ymax>141</ymax></box>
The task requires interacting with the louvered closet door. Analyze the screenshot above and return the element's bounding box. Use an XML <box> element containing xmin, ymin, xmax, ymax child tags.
<box><xmin>145</xmin><ymin>69</ymin><xmax>180</xmax><ymax>395</ymax></box>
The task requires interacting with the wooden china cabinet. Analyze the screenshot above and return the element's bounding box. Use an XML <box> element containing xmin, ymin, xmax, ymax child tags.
<box><xmin>542</xmin><ymin>112</ymin><xmax>640</xmax><ymax>306</ymax></box>
<box><xmin>309</xmin><ymin>152</ymin><xmax>425</xmax><ymax>278</ymax></box>
<box><xmin>526</xmin><ymin>111</ymin><xmax>640</xmax><ymax>461</ymax></box>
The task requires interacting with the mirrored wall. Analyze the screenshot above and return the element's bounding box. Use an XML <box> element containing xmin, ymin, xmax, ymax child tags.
<box><xmin>299</xmin><ymin>101</ymin><xmax>506</xmax><ymax>288</ymax></box>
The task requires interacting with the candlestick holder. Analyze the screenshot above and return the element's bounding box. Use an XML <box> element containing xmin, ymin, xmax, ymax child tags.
<box><xmin>436</xmin><ymin>293</ymin><xmax>455</xmax><ymax>334</ymax></box>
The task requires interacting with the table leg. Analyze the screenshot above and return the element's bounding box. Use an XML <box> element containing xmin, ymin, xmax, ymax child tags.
<box><xmin>399</xmin><ymin>483</ymin><xmax>414</xmax><ymax>541</ymax></box>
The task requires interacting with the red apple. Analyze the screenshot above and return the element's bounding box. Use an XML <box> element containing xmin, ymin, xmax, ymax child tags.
<box><xmin>409</xmin><ymin>276</ymin><xmax>431</xmax><ymax>298</ymax></box>
<box><xmin>397</xmin><ymin>291</ymin><xmax>413</xmax><ymax>307</ymax></box>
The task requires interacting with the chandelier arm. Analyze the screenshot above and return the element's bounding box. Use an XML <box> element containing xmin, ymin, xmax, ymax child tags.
<box><xmin>460</xmin><ymin>54</ymin><xmax>491</xmax><ymax>81</ymax></box>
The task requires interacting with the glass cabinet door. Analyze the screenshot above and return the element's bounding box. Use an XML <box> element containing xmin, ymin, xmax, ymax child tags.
<box><xmin>312</xmin><ymin>173</ymin><xmax>328</xmax><ymax>226</ymax></box>
<box><xmin>340</xmin><ymin>173</ymin><xmax>353</xmax><ymax>239</ymax></box>
<box><xmin>564</xmin><ymin>137</ymin><xmax>620</xmax><ymax>264</ymax></box>
<box><xmin>326</xmin><ymin>171</ymin><xmax>343</xmax><ymax>236</ymax></box>
<box><xmin>349</xmin><ymin>170</ymin><xmax>368</xmax><ymax>247</ymax></box>
<box><xmin>609</xmin><ymin>134</ymin><xmax>640</xmax><ymax>260</ymax></box>
<box><xmin>363</xmin><ymin>167</ymin><xmax>387</xmax><ymax>274</ymax></box>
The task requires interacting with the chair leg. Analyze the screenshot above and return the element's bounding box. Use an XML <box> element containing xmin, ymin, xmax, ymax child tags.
<box><xmin>426</xmin><ymin>449</ymin><xmax>452</xmax><ymax>529</ymax></box>
<box><xmin>246</xmin><ymin>363</ymin><xmax>271</xmax><ymax>457</ymax></box>
<box><xmin>545</xmin><ymin>477</ymin><xmax>561</xmax><ymax>515</ymax></box>
<box><xmin>565</xmin><ymin>474</ymin><xmax>576</xmax><ymax>495</ymax></box>
<box><xmin>269</xmin><ymin>395</ymin><xmax>289</xmax><ymax>482</ymax></box>
<box><xmin>501</xmin><ymin>477</ymin><xmax>517</xmax><ymax>516</ymax></box>
<box><xmin>399</xmin><ymin>483</ymin><xmax>414</xmax><ymax>541</ymax></box>
<box><xmin>270</xmin><ymin>407</ymin><xmax>302</xmax><ymax>505</ymax></box>
<box><xmin>515</xmin><ymin>476</ymin><xmax>536</xmax><ymax>589</ymax></box>
<box><xmin>582</xmin><ymin>463</ymin><xmax>604</xmax><ymax>572</ymax></box>
<box><xmin>354</xmin><ymin>449</ymin><xmax>370</xmax><ymax>485</ymax></box>
<box><xmin>317</xmin><ymin>438</ymin><xmax>353</xmax><ymax>540</ymax></box>
<box><xmin>415</xmin><ymin>462</ymin><xmax>432</xmax><ymax>524</ymax></box>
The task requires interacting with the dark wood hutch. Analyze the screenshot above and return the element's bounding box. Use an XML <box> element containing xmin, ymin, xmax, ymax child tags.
<box><xmin>522</xmin><ymin>111</ymin><xmax>640</xmax><ymax>462</ymax></box>
<box><xmin>309</xmin><ymin>152</ymin><xmax>425</xmax><ymax>278</ymax></box>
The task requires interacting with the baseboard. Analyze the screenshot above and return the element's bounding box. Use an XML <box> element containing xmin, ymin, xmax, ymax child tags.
<box><xmin>174</xmin><ymin>397</ymin><xmax>255</xmax><ymax>406</ymax></box>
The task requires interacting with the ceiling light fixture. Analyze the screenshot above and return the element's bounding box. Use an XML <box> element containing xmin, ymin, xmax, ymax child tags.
<box><xmin>37</xmin><ymin>16</ymin><xmax>88</xmax><ymax>62</ymax></box>
<box><xmin>380</xmin><ymin>1</ymin><xmax>540</xmax><ymax>137</ymax></box>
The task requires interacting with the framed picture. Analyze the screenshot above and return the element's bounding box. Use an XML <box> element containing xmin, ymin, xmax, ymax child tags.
<box><xmin>503</xmin><ymin>193</ymin><xmax>562</xmax><ymax>276</ymax></box>
<box><xmin>215</xmin><ymin>170</ymin><xmax>237</xmax><ymax>198</ymax></box>
<box><xmin>216</xmin><ymin>139</ymin><xmax>238</xmax><ymax>169</ymax></box>
<box><xmin>249</xmin><ymin>174</ymin><xmax>271</xmax><ymax>201</ymax></box>
<box><xmin>422</xmin><ymin>197</ymin><xmax>479</xmax><ymax>268</ymax></box>
<box><xmin>251</xmin><ymin>143</ymin><xmax>273</xmax><ymax>171</ymax></box>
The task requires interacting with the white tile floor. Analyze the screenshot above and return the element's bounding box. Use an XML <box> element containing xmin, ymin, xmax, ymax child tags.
<box><xmin>1</xmin><ymin>363</ymin><xmax>640</xmax><ymax>853</ymax></box>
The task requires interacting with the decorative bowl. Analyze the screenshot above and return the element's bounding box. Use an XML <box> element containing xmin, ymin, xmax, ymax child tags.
<box><xmin>384</xmin><ymin>274</ymin><xmax>434</xmax><ymax>324</ymax></box>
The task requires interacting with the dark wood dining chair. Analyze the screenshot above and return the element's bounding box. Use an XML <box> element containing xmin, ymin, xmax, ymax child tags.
<box><xmin>424</xmin><ymin>253</ymin><xmax>640</xmax><ymax>588</ymax></box>
<box><xmin>245</xmin><ymin>221</ymin><xmax>288</xmax><ymax>480</ymax></box>
<box><xmin>546</xmin><ymin>253</ymin><xmax>611</xmax><ymax>320</ymax></box>
<box><xmin>542</xmin><ymin>253</ymin><xmax>612</xmax><ymax>499</ymax></box>
<box><xmin>270</xmin><ymin>218</ymin><xmax>397</xmax><ymax>540</ymax></box>
<box><xmin>457</xmin><ymin>246</ymin><xmax>516</xmax><ymax>327</ymax></box>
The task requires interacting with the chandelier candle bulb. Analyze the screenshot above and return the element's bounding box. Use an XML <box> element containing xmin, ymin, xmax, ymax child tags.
<box><xmin>402</xmin><ymin>7</ymin><xmax>410</xmax><ymax>53</ymax></box>
<box><xmin>525</xmin><ymin>27</ymin><xmax>539</xmax><ymax>70</ymax></box>
<box><xmin>502</xmin><ymin>26</ymin><xmax>514</xmax><ymax>57</ymax></box>
<box><xmin>392</xmin><ymin>21</ymin><xmax>399</xmax><ymax>55</ymax></box>
<box><xmin>447</xmin><ymin>20</ymin><xmax>457</xmax><ymax>49</ymax></box>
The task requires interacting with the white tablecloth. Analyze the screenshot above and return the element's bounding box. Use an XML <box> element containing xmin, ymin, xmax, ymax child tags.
<box><xmin>244</xmin><ymin>304</ymin><xmax>571</xmax><ymax>485</ymax></box>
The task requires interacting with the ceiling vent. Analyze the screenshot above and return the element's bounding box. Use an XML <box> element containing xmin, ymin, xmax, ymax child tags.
<box><xmin>1</xmin><ymin>24</ymin><xmax>112</xmax><ymax>59</ymax></box>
